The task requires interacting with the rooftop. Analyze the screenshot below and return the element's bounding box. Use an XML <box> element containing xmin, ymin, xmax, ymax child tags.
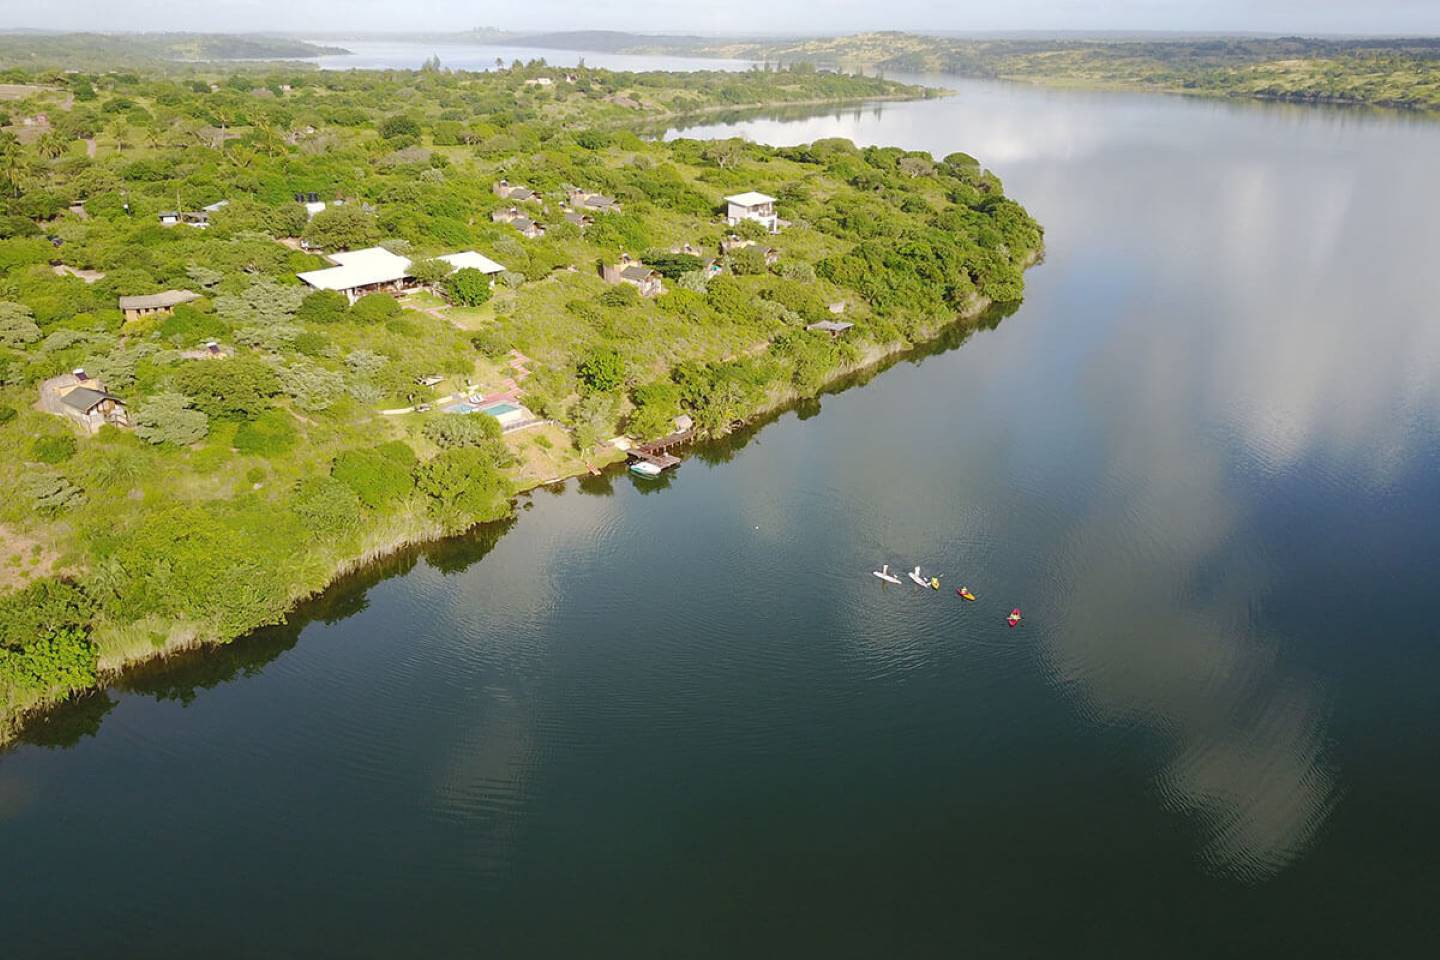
<box><xmin>117</xmin><ymin>289</ymin><xmax>200</xmax><ymax>310</ymax></box>
<box><xmin>725</xmin><ymin>191</ymin><xmax>777</xmax><ymax>207</ymax></box>
<box><xmin>298</xmin><ymin>247</ymin><xmax>507</xmax><ymax>291</ymax></box>
<box><xmin>60</xmin><ymin>386</ymin><xmax>122</xmax><ymax>412</ymax></box>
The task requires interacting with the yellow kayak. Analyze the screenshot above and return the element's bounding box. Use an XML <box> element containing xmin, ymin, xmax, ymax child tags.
<box><xmin>958</xmin><ymin>587</ymin><xmax>976</xmax><ymax>602</ymax></box>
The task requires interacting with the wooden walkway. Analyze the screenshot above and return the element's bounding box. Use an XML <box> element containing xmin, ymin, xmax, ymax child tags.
<box><xmin>629</xmin><ymin>428</ymin><xmax>694</xmax><ymax>469</ymax></box>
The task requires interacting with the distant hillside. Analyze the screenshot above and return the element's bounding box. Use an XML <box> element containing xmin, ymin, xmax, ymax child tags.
<box><xmin>0</xmin><ymin>33</ymin><xmax>348</xmax><ymax>70</ymax></box>
<box><xmin>505</xmin><ymin>30</ymin><xmax>1440</xmax><ymax>112</ymax></box>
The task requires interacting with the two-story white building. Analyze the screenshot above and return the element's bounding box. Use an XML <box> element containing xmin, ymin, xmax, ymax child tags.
<box><xmin>724</xmin><ymin>191</ymin><xmax>779</xmax><ymax>233</ymax></box>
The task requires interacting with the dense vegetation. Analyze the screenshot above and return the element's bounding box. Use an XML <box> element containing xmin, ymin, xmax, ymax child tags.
<box><xmin>0</xmin><ymin>32</ymin><xmax>348</xmax><ymax>69</ymax></box>
<box><xmin>559</xmin><ymin>31</ymin><xmax>1440</xmax><ymax>112</ymax></box>
<box><xmin>0</xmin><ymin>58</ymin><xmax>1039</xmax><ymax>738</ymax></box>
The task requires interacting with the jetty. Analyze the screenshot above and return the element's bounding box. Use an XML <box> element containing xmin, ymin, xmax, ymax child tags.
<box><xmin>627</xmin><ymin>424</ymin><xmax>694</xmax><ymax>472</ymax></box>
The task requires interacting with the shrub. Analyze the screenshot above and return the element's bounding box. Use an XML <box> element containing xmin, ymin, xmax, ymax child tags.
<box><xmin>302</xmin><ymin>205</ymin><xmax>380</xmax><ymax>251</ymax></box>
<box><xmin>25</xmin><ymin>471</ymin><xmax>86</xmax><ymax>513</ymax></box>
<box><xmin>350</xmin><ymin>293</ymin><xmax>401</xmax><ymax>324</ymax></box>
<box><xmin>0</xmin><ymin>301</ymin><xmax>42</xmax><ymax>347</ymax></box>
<box><xmin>423</xmin><ymin>412</ymin><xmax>502</xmax><ymax>449</ymax></box>
<box><xmin>332</xmin><ymin>443</ymin><xmax>415</xmax><ymax>509</ymax></box>
<box><xmin>445</xmin><ymin>267</ymin><xmax>492</xmax><ymax>307</ymax></box>
<box><xmin>599</xmin><ymin>284</ymin><xmax>639</xmax><ymax>308</ymax></box>
<box><xmin>379</xmin><ymin>114</ymin><xmax>421</xmax><ymax>139</ymax></box>
<box><xmin>0</xmin><ymin>405</ymin><xmax>16</xmax><ymax>425</ymax></box>
<box><xmin>133</xmin><ymin>392</ymin><xmax>209</xmax><ymax>446</ymax></box>
<box><xmin>577</xmin><ymin>348</ymin><xmax>624</xmax><ymax>393</ymax></box>
<box><xmin>295</xmin><ymin>289</ymin><xmax>349</xmax><ymax>324</ymax></box>
<box><xmin>233</xmin><ymin>408</ymin><xmax>297</xmax><ymax>456</ymax></box>
<box><xmin>278</xmin><ymin>358</ymin><xmax>346</xmax><ymax>412</ymax></box>
<box><xmin>32</xmin><ymin>434</ymin><xmax>78</xmax><ymax>464</ymax></box>
<box><xmin>728</xmin><ymin>245</ymin><xmax>769</xmax><ymax>276</ymax></box>
<box><xmin>290</xmin><ymin>476</ymin><xmax>361</xmax><ymax>537</ymax></box>
<box><xmin>0</xmin><ymin>579</ymin><xmax>97</xmax><ymax>702</ymax></box>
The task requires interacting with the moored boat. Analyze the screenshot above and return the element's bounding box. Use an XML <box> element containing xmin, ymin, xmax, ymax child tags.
<box><xmin>629</xmin><ymin>460</ymin><xmax>663</xmax><ymax>478</ymax></box>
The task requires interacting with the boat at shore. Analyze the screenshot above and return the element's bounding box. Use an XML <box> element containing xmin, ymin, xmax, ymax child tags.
<box><xmin>629</xmin><ymin>460</ymin><xmax>663</xmax><ymax>478</ymax></box>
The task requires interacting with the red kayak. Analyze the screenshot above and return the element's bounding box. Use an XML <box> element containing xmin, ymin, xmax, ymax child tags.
<box><xmin>1006</xmin><ymin>608</ymin><xmax>1023</xmax><ymax>627</ymax></box>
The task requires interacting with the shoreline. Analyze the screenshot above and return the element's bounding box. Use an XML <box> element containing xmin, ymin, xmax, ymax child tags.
<box><xmin>1</xmin><ymin>275</ymin><xmax>1028</xmax><ymax>747</ymax></box>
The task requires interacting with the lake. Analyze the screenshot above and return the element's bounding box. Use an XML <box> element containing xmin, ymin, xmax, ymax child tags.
<box><xmin>4</xmin><ymin>58</ymin><xmax>1440</xmax><ymax>957</ymax></box>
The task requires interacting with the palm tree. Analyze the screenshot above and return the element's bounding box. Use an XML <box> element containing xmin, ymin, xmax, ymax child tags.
<box><xmin>35</xmin><ymin>130</ymin><xmax>67</xmax><ymax>160</ymax></box>
<box><xmin>0</xmin><ymin>141</ymin><xmax>29</xmax><ymax>198</ymax></box>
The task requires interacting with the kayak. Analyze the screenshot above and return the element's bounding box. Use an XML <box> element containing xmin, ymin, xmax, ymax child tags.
<box><xmin>1007</xmin><ymin>608</ymin><xmax>1023</xmax><ymax>627</ymax></box>
<box><xmin>957</xmin><ymin>587</ymin><xmax>976</xmax><ymax>602</ymax></box>
<box><xmin>929</xmin><ymin>577</ymin><xmax>941</xmax><ymax>590</ymax></box>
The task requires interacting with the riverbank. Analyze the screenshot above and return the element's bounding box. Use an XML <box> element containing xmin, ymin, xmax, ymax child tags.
<box><xmin>0</xmin><ymin>274</ymin><xmax>1029</xmax><ymax>747</ymax></box>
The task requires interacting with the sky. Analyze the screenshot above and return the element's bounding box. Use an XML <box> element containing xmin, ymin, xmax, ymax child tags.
<box><xmin>6</xmin><ymin>0</ymin><xmax>1440</xmax><ymax>38</ymax></box>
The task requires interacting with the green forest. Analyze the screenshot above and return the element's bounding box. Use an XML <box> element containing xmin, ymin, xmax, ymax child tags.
<box><xmin>0</xmin><ymin>59</ymin><xmax>1040</xmax><ymax>739</ymax></box>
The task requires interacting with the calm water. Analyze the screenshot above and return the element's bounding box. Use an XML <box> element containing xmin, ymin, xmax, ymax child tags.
<box><xmin>5</xmin><ymin>66</ymin><xmax>1440</xmax><ymax>957</ymax></box>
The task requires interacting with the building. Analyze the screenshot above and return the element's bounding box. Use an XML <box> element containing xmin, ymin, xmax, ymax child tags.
<box><xmin>566</xmin><ymin>186</ymin><xmax>620</xmax><ymax>214</ymax></box>
<box><xmin>297</xmin><ymin>246</ymin><xmax>506</xmax><ymax>303</ymax></box>
<box><xmin>492</xmin><ymin>206</ymin><xmax>546</xmax><ymax>236</ymax></box>
<box><xmin>523</xmin><ymin>77</ymin><xmax>554</xmax><ymax>87</ymax></box>
<box><xmin>601</xmin><ymin>254</ymin><xmax>664</xmax><ymax>298</ymax></box>
<box><xmin>494</xmin><ymin>180</ymin><xmax>540</xmax><ymax>203</ymax></box>
<box><xmin>563</xmin><ymin>210</ymin><xmax>594</xmax><ymax>229</ymax></box>
<box><xmin>38</xmin><ymin>370</ymin><xmax>129</xmax><ymax>434</ymax></box>
<box><xmin>720</xmin><ymin>235</ymin><xmax>780</xmax><ymax>264</ymax></box>
<box><xmin>118</xmin><ymin>289</ymin><xmax>200</xmax><ymax>324</ymax></box>
<box><xmin>807</xmin><ymin>320</ymin><xmax>854</xmax><ymax>338</ymax></box>
<box><xmin>725</xmin><ymin>191</ymin><xmax>779</xmax><ymax>233</ymax></box>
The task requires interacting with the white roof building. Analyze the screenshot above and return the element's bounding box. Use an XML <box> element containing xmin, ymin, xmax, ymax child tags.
<box><xmin>724</xmin><ymin>191</ymin><xmax>777</xmax><ymax>207</ymax></box>
<box><xmin>298</xmin><ymin>247</ymin><xmax>507</xmax><ymax>302</ymax></box>
<box><xmin>724</xmin><ymin>192</ymin><xmax>780</xmax><ymax>233</ymax></box>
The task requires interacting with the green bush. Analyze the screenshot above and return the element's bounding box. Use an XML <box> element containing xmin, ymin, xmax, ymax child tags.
<box><xmin>295</xmin><ymin>289</ymin><xmax>350</xmax><ymax>324</ymax></box>
<box><xmin>577</xmin><ymin>348</ymin><xmax>624</xmax><ymax>393</ymax></box>
<box><xmin>175</xmin><ymin>357</ymin><xmax>280</xmax><ymax>421</ymax></box>
<box><xmin>413</xmin><ymin>447</ymin><xmax>511</xmax><ymax>532</ymax></box>
<box><xmin>233</xmin><ymin>408</ymin><xmax>298</xmax><ymax>456</ymax></box>
<box><xmin>0</xmin><ymin>405</ymin><xmax>16</xmax><ymax>425</ymax></box>
<box><xmin>0</xmin><ymin>579</ymin><xmax>97</xmax><ymax>704</ymax></box>
<box><xmin>133</xmin><ymin>392</ymin><xmax>209</xmax><ymax>446</ymax></box>
<box><xmin>445</xmin><ymin>267</ymin><xmax>492</xmax><ymax>307</ymax></box>
<box><xmin>350</xmin><ymin>293</ymin><xmax>401</xmax><ymax>324</ymax></box>
<box><xmin>332</xmin><ymin>442</ymin><xmax>415</xmax><ymax>509</ymax></box>
<box><xmin>423</xmin><ymin>412</ymin><xmax>502</xmax><ymax>449</ymax></box>
<box><xmin>290</xmin><ymin>476</ymin><xmax>361</xmax><ymax>537</ymax></box>
<box><xmin>32</xmin><ymin>434</ymin><xmax>78</xmax><ymax>464</ymax></box>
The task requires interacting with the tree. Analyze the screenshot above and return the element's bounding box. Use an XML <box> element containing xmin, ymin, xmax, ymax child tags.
<box><xmin>134</xmin><ymin>392</ymin><xmax>209</xmax><ymax>446</ymax></box>
<box><xmin>577</xmin><ymin>347</ymin><xmax>624</xmax><ymax>393</ymax></box>
<box><xmin>36</xmin><ymin>131</ymin><xmax>67</xmax><ymax>160</ymax></box>
<box><xmin>0</xmin><ymin>300</ymin><xmax>41</xmax><ymax>346</ymax></box>
<box><xmin>302</xmin><ymin>205</ymin><xmax>380</xmax><ymax>251</ymax></box>
<box><xmin>703</xmin><ymin>139</ymin><xmax>745</xmax><ymax>169</ymax></box>
<box><xmin>445</xmin><ymin>267</ymin><xmax>491</xmax><ymax>306</ymax></box>
<box><xmin>0</xmin><ymin>579</ymin><xmax>97</xmax><ymax>700</ymax></box>
<box><xmin>413</xmin><ymin>447</ymin><xmax>510</xmax><ymax>532</ymax></box>
<box><xmin>332</xmin><ymin>442</ymin><xmax>415</xmax><ymax>509</ymax></box>
<box><xmin>280</xmin><ymin>360</ymin><xmax>345</xmax><ymax>412</ymax></box>
<box><xmin>408</xmin><ymin>257</ymin><xmax>451</xmax><ymax>292</ymax></box>
<box><xmin>378</xmin><ymin>114</ymin><xmax>420</xmax><ymax>140</ymax></box>
<box><xmin>728</xmin><ymin>245</ymin><xmax>769</xmax><ymax>276</ymax></box>
<box><xmin>175</xmin><ymin>357</ymin><xmax>280</xmax><ymax>420</ymax></box>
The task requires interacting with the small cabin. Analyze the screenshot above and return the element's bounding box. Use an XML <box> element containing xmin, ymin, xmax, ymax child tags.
<box><xmin>807</xmin><ymin>320</ymin><xmax>854</xmax><ymax>338</ymax></box>
<box><xmin>601</xmin><ymin>254</ymin><xmax>664</xmax><ymax>298</ymax></box>
<box><xmin>38</xmin><ymin>370</ymin><xmax>129</xmax><ymax>434</ymax></box>
<box><xmin>118</xmin><ymin>289</ymin><xmax>200</xmax><ymax>324</ymax></box>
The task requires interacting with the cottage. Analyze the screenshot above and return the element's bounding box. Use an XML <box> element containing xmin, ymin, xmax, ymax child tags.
<box><xmin>118</xmin><ymin>289</ymin><xmax>200</xmax><ymax>324</ymax></box>
<box><xmin>601</xmin><ymin>254</ymin><xmax>664</xmax><ymax>298</ymax></box>
<box><xmin>563</xmin><ymin>210</ymin><xmax>594</xmax><ymax>229</ymax></box>
<box><xmin>720</xmin><ymin>235</ymin><xmax>780</xmax><ymax>265</ymax></box>
<box><xmin>566</xmin><ymin>186</ymin><xmax>619</xmax><ymax>213</ymax></box>
<box><xmin>157</xmin><ymin>210</ymin><xmax>180</xmax><ymax>226</ymax></box>
<box><xmin>493</xmin><ymin>180</ymin><xmax>540</xmax><ymax>203</ymax></box>
<box><xmin>725</xmin><ymin>191</ymin><xmax>779</xmax><ymax>233</ymax></box>
<box><xmin>523</xmin><ymin>76</ymin><xmax>554</xmax><ymax>87</ymax></box>
<box><xmin>510</xmin><ymin>216</ymin><xmax>545</xmax><ymax>239</ymax></box>
<box><xmin>297</xmin><ymin>246</ymin><xmax>506</xmax><ymax>303</ymax></box>
<box><xmin>38</xmin><ymin>370</ymin><xmax>129</xmax><ymax>435</ymax></box>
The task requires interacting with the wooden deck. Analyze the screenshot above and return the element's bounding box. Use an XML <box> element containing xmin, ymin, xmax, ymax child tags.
<box><xmin>628</xmin><ymin>428</ymin><xmax>694</xmax><ymax>470</ymax></box>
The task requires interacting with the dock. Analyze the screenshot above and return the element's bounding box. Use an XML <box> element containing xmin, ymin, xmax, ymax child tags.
<box><xmin>628</xmin><ymin>428</ymin><xmax>694</xmax><ymax>471</ymax></box>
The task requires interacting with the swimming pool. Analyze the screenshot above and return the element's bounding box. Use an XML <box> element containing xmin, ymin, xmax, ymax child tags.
<box><xmin>482</xmin><ymin>403</ymin><xmax>521</xmax><ymax>416</ymax></box>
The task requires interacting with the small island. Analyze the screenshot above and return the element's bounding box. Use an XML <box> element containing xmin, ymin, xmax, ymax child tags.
<box><xmin>0</xmin><ymin>59</ymin><xmax>1042</xmax><ymax>741</ymax></box>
